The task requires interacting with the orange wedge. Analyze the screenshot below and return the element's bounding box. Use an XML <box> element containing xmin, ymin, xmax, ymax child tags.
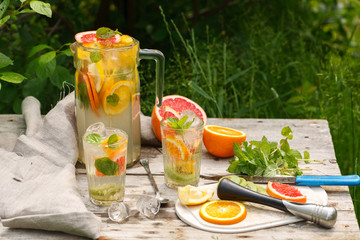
<box><xmin>267</xmin><ymin>182</ymin><xmax>307</xmax><ymax>203</ymax></box>
<box><xmin>203</xmin><ymin>125</ymin><xmax>246</xmax><ymax>158</ymax></box>
<box><xmin>199</xmin><ymin>200</ymin><xmax>247</xmax><ymax>225</ymax></box>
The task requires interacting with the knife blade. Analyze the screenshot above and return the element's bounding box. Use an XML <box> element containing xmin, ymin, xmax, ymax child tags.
<box><xmin>201</xmin><ymin>174</ymin><xmax>360</xmax><ymax>186</ymax></box>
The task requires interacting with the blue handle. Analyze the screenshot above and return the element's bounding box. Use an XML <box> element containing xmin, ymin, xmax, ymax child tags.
<box><xmin>295</xmin><ymin>175</ymin><xmax>360</xmax><ymax>186</ymax></box>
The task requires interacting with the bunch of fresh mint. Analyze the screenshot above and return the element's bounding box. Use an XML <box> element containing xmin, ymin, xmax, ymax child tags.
<box><xmin>227</xmin><ymin>126</ymin><xmax>310</xmax><ymax>176</ymax></box>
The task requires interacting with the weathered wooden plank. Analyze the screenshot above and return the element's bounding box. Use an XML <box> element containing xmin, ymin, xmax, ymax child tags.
<box><xmin>0</xmin><ymin>116</ymin><xmax>359</xmax><ymax>240</ymax></box>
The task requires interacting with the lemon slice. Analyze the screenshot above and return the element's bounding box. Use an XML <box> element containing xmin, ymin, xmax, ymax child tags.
<box><xmin>178</xmin><ymin>185</ymin><xmax>214</xmax><ymax>206</ymax></box>
<box><xmin>102</xmin><ymin>81</ymin><xmax>134</xmax><ymax>116</ymax></box>
<box><xmin>88</xmin><ymin>61</ymin><xmax>105</xmax><ymax>92</ymax></box>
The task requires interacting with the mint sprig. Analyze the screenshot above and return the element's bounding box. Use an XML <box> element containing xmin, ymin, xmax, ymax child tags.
<box><xmin>227</xmin><ymin>126</ymin><xmax>311</xmax><ymax>177</ymax></box>
<box><xmin>166</xmin><ymin>115</ymin><xmax>195</xmax><ymax>130</ymax></box>
<box><xmin>96</xmin><ymin>27</ymin><xmax>122</xmax><ymax>39</ymax></box>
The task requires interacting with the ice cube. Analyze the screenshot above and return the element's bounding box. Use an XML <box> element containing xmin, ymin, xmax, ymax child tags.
<box><xmin>86</xmin><ymin>122</ymin><xmax>107</xmax><ymax>138</ymax></box>
<box><xmin>180</xmin><ymin>110</ymin><xmax>204</xmax><ymax>129</ymax></box>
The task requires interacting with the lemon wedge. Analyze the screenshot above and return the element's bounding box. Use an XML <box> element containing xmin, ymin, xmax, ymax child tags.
<box><xmin>178</xmin><ymin>185</ymin><xmax>214</xmax><ymax>206</ymax></box>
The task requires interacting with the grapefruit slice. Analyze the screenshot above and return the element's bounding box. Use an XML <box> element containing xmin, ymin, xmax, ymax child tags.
<box><xmin>267</xmin><ymin>181</ymin><xmax>307</xmax><ymax>203</ymax></box>
<box><xmin>75</xmin><ymin>31</ymin><xmax>98</xmax><ymax>44</ymax></box>
<box><xmin>203</xmin><ymin>125</ymin><xmax>246</xmax><ymax>158</ymax></box>
<box><xmin>75</xmin><ymin>30</ymin><xmax>121</xmax><ymax>46</ymax></box>
<box><xmin>151</xmin><ymin>95</ymin><xmax>207</xmax><ymax>141</ymax></box>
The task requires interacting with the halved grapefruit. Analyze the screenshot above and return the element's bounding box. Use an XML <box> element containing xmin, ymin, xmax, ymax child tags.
<box><xmin>151</xmin><ymin>95</ymin><xmax>207</xmax><ymax>141</ymax></box>
<box><xmin>267</xmin><ymin>181</ymin><xmax>307</xmax><ymax>203</ymax></box>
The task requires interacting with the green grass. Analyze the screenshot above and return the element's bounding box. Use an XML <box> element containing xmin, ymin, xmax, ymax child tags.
<box><xmin>140</xmin><ymin>1</ymin><xmax>360</xmax><ymax>225</ymax></box>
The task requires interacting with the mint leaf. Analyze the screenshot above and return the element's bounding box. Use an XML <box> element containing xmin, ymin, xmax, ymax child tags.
<box><xmin>107</xmin><ymin>134</ymin><xmax>121</xmax><ymax>150</ymax></box>
<box><xmin>177</xmin><ymin>115</ymin><xmax>188</xmax><ymax>127</ymax></box>
<box><xmin>95</xmin><ymin>157</ymin><xmax>119</xmax><ymax>175</ymax></box>
<box><xmin>86</xmin><ymin>133</ymin><xmax>103</xmax><ymax>144</ymax></box>
<box><xmin>96</xmin><ymin>27</ymin><xmax>122</xmax><ymax>39</ymax></box>
<box><xmin>90</xmin><ymin>51</ymin><xmax>101</xmax><ymax>63</ymax></box>
<box><xmin>281</xmin><ymin>126</ymin><xmax>293</xmax><ymax>140</ymax></box>
<box><xmin>106</xmin><ymin>94</ymin><xmax>119</xmax><ymax>106</ymax></box>
<box><xmin>108</xmin><ymin>134</ymin><xmax>119</xmax><ymax>145</ymax></box>
<box><xmin>182</xmin><ymin>118</ymin><xmax>195</xmax><ymax>129</ymax></box>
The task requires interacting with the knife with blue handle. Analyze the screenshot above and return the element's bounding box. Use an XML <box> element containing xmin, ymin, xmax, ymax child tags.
<box><xmin>201</xmin><ymin>174</ymin><xmax>360</xmax><ymax>186</ymax></box>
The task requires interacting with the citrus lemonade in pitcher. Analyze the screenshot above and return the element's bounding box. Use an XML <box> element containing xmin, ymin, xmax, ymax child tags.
<box><xmin>71</xmin><ymin>28</ymin><xmax>164</xmax><ymax>167</ymax></box>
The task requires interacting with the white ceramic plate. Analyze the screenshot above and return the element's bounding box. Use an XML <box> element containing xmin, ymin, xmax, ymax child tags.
<box><xmin>175</xmin><ymin>183</ymin><xmax>327</xmax><ymax>233</ymax></box>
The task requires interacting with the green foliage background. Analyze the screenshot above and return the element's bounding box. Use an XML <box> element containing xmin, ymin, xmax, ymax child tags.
<box><xmin>0</xmin><ymin>0</ymin><xmax>359</xmax><ymax>224</ymax></box>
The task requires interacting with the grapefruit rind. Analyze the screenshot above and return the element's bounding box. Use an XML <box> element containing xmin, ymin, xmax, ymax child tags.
<box><xmin>267</xmin><ymin>181</ymin><xmax>307</xmax><ymax>203</ymax></box>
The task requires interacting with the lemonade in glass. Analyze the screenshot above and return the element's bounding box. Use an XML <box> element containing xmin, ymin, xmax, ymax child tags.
<box><xmin>83</xmin><ymin>122</ymin><xmax>128</xmax><ymax>206</ymax></box>
<box><xmin>160</xmin><ymin>111</ymin><xmax>204</xmax><ymax>188</ymax></box>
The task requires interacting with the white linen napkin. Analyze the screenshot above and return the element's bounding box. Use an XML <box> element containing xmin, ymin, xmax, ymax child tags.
<box><xmin>0</xmin><ymin>92</ymin><xmax>101</xmax><ymax>239</ymax></box>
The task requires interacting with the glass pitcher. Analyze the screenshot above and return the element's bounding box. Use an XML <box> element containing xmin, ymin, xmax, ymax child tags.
<box><xmin>71</xmin><ymin>34</ymin><xmax>164</xmax><ymax>167</ymax></box>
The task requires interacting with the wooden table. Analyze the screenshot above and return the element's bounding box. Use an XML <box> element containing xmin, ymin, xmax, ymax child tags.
<box><xmin>1</xmin><ymin>116</ymin><xmax>359</xmax><ymax>239</ymax></box>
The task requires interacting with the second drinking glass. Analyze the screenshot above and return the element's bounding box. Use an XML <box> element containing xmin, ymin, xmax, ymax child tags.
<box><xmin>160</xmin><ymin>113</ymin><xmax>204</xmax><ymax>189</ymax></box>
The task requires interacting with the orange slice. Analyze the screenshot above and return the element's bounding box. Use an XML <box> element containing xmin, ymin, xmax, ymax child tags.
<box><xmin>78</xmin><ymin>72</ymin><xmax>99</xmax><ymax>116</ymax></box>
<box><xmin>101</xmin><ymin>134</ymin><xmax>127</xmax><ymax>158</ymax></box>
<box><xmin>178</xmin><ymin>185</ymin><xmax>214</xmax><ymax>206</ymax></box>
<box><xmin>267</xmin><ymin>182</ymin><xmax>307</xmax><ymax>203</ymax></box>
<box><xmin>102</xmin><ymin>81</ymin><xmax>134</xmax><ymax>116</ymax></box>
<box><xmin>199</xmin><ymin>200</ymin><xmax>247</xmax><ymax>225</ymax></box>
<box><xmin>164</xmin><ymin>134</ymin><xmax>190</xmax><ymax>161</ymax></box>
<box><xmin>203</xmin><ymin>125</ymin><xmax>246</xmax><ymax>158</ymax></box>
<box><xmin>87</xmin><ymin>74</ymin><xmax>100</xmax><ymax>108</ymax></box>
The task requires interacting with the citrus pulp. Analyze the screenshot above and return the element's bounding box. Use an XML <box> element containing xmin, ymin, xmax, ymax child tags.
<box><xmin>199</xmin><ymin>200</ymin><xmax>247</xmax><ymax>225</ymax></box>
<box><xmin>267</xmin><ymin>181</ymin><xmax>307</xmax><ymax>203</ymax></box>
<box><xmin>203</xmin><ymin>125</ymin><xmax>246</xmax><ymax>158</ymax></box>
<box><xmin>177</xmin><ymin>185</ymin><xmax>214</xmax><ymax>205</ymax></box>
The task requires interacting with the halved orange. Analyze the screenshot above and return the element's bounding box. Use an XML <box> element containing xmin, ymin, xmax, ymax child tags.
<box><xmin>102</xmin><ymin>81</ymin><xmax>134</xmax><ymax>116</ymax></box>
<box><xmin>267</xmin><ymin>181</ymin><xmax>307</xmax><ymax>203</ymax></box>
<box><xmin>164</xmin><ymin>135</ymin><xmax>190</xmax><ymax>161</ymax></box>
<box><xmin>199</xmin><ymin>200</ymin><xmax>247</xmax><ymax>225</ymax></box>
<box><xmin>203</xmin><ymin>125</ymin><xmax>246</xmax><ymax>158</ymax></box>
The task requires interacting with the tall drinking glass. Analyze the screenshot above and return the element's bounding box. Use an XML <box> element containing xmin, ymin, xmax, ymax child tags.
<box><xmin>160</xmin><ymin>117</ymin><xmax>204</xmax><ymax>188</ymax></box>
<box><xmin>83</xmin><ymin>122</ymin><xmax>128</xmax><ymax>206</ymax></box>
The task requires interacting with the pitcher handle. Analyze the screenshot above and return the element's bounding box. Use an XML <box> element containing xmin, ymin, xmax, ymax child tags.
<box><xmin>139</xmin><ymin>49</ymin><xmax>165</xmax><ymax>108</ymax></box>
